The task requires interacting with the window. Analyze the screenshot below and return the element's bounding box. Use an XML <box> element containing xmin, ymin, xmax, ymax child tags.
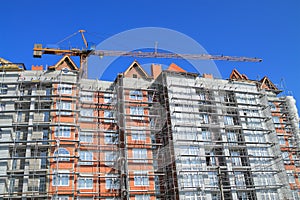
<box><xmin>147</xmin><ymin>93</ymin><xmax>153</xmax><ymax>103</ymax></box>
<box><xmin>0</xmin><ymin>84</ymin><xmax>8</xmax><ymax>95</ymax></box>
<box><xmin>272</xmin><ymin>116</ymin><xmax>281</xmax><ymax>128</ymax></box>
<box><xmin>208</xmin><ymin>172</ymin><xmax>218</xmax><ymax>186</ymax></box>
<box><xmin>227</xmin><ymin>131</ymin><xmax>237</xmax><ymax>145</ymax></box>
<box><xmin>104</xmin><ymin>93</ymin><xmax>113</xmax><ymax>103</ymax></box>
<box><xmin>79</xmin><ymin>151</ymin><xmax>93</xmax><ymax>165</ymax></box>
<box><xmin>104</xmin><ymin>110</ymin><xmax>114</xmax><ymax>122</ymax></box>
<box><xmin>182</xmin><ymin>173</ymin><xmax>202</xmax><ymax>188</ymax></box>
<box><xmin>106</xmin><ymin>174</ymin><xmax>120</xmax><ymax>189</ymax></box>
<box><xmin>55</xmin><ymin>126</ymin><xmax>71</xmax><ymax>137</ymax></box>
<box><xmin>277</xmin><ymin>136</ymin><xmax>285</xmax><ymax>145</ymax></box>
<box><xmin>53</xmin><ymin>148</ymin><xmax>70</xmax><ymax>161</ymax></box>
<box><xmin>206</xmin><ymin>151</ymin><xmax>216</xmax><ymax>166</ymax></box>
<box><xmin>130</xmin><ymin>107</ymin><xmax>144</xmax><ymax>120</ymax></box>
<box><xmin>224</xmin><ymin>116</ymin><xmax>234</xmax><ymax>125</ymax></box>
<box><xmin>235</xmin><ymin>172</ymin><xmax>246</xmax><ymax>186</ymax></box>
<box><xmin>269</xmin><ymin>102</ymin><xmax>277</xmax><ymax>111</ymax></box>
<box><xmin>135</xmin><ymin>195</ymin><xmax>150</xmax><ymax>200</ymax></box>
<box><xmin>132</xmin><ymin>130</ymin><xmax>146</xmax><ymax>141</ymax></box>
<box><xmin>57</xmin><ymin>101</ymin><xmax>72</xmax><ymax>115</ymax></box>
<box><xmin>237</xmin><ymin>192</ymin><xmax>247</xmax><ymax>200</ymax></box>
<box><xmin>231</xmin><ymin>151</ymin><xmax>242</xmax><ymax>166</ymax></box>
<box><xmin>287</xmin><ymin>172</ymin><xmax>295</xmax><ymax>183</ymax></box>
<box><xmin>105</xmin><ymin>152</ymin><xmax>117</xmax><ymax>166</ymax></box>
<box><xmin>80</xmin><ymin>92</ymin><xmax>93</xmax><ymax>102</ymax></box>
<box><xmin>52</xmin><ymin>171</ymin><xmax>69</xmax><ymax>186</ymax></box>
<box><xmin>130</xmin><ymin>90</ymin><xmax>142</xmax><ymax>100</ymax></box>
<box><xmin>80</xmin><ymin>109</ymin><xmax>93</xmax><ymax>122</ymax></box>
<box><xmin>79</xmin><ymin>132</ymin><xmax>93</xmax><ymax>143</ymax></box>
<box><xmin>199</xmin><ymin>114</ymin><xmax>209</xmax><ymax>124</ymax></box>
<box><xmin>133</xmin><ymin>149</ymin><xmax>147</xmax><ymax>163</ymax></box>
<box><xmin>57</xmin><ymin>84</ymin><xmax>72</xmax><ymax>94</ymax></box>
<box><xmin>0</xmin><ymin>103</ymin><xmax>5</xmax><ymax>111</ymax></box>
<box><xmin>202</xmin><ymin>130</ymin><xmax>211</xmax><ymax>144</ymax></box>
<box><xmin>134</xmin><ymin>171</ymin><xmax>149</xmax><ymax>186</ymax></box>
<box><xmin>282</xmin><ymin>151</ymin><xmax>290</xmax><ymax>164</ymax></box>
<box><xmin>78</xmin><ymin>177</ymin><xmax>93</xmax><ymax>189</ymax></box>
<box><xmin>52</xmin><ymin>195</ymin><xmax>69</xmax><ymax>200</ymax></box>
<box><xmin>104</xmin><ymin>133</ymin><xmax>118</xmax><ymax>144</ymax></box>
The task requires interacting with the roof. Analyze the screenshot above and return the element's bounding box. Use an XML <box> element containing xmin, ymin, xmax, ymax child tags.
<box><xmin>48</xmin><ymin>55</ymin><xmax>78</xmax><ymax>70</ymax></box>
<box><xmin>124</xmin><ymin>60</ymin><xmax>149</xmax><ymax>78</ymax></box>
<box><xmin>229</xmin><ymin>69</ymin><xmax>248</xmax><ymax>80</ymax></box>
<box><xmin>167</xmin><ymin>63</ymin><xmax>187</xmax><ymax>72</ymax></box>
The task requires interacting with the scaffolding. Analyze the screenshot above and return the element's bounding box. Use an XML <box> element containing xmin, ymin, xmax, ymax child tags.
<box><xmin>0</xmin><ymin>61</ymin><xmax>300</xmax><ymax>200</ymax></box>
<box><xmin>150</xmin><ymin>70</ymin><xmax>294</xmax><ymax>200</ymax></box>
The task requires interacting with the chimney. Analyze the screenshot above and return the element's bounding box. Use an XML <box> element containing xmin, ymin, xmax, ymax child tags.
<box><xmin>151</xmin><ymin>64</ymin><xmax>162</xmax><ymax>79</ymax></box>
<box><xmin>32</xmin><ymin>65</ymin><xmax>43</xmax><ymax>71</ymax></box>
<box><xmin>203</xmin><ymin>74</ymin><xmax>213</xmax><ymax>79</ymax></box>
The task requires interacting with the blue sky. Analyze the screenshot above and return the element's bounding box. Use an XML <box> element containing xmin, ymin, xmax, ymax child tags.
<box><xmin>1</xmin><ymin>0</ymin><xmax>300</xmax><ymax>108</ymax></box>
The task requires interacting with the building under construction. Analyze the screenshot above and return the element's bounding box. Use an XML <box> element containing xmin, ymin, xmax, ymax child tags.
<box><xmin>0</xmin><ymin>56</ymin><xmax>299</xmax><ymax>200</ymax></box>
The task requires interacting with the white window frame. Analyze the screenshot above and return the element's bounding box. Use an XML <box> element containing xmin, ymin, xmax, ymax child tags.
<box><xmin>53</xmin><ymin>148</ymin><xmax>70</xmax><ymax>161</ymax></box>
<box><xmin>282</xmin><ymin>151</ymin><xmax>290</xmax><ymax>164</ymax></box>
<box><xmin>130</xmin><ymin>90</ymin><xmax>143</xmax><ymax>100</ymax></box>
<box><xmin>0</xmin><ymin>84</ymin><xmax>8</xmax><ymax>95</ymax></box>
<box><xmin>105</xmin><ymin>174</ymin><xmax>120</xmax><ymax>189</ymax></box>
<box><xmin>277</xmin><ymin>136</ymin><xmax>285</xmax><ymax>145</ymax></box>
<box><xmin>57</xmin><ymin>84</ymin><xmax>72</xmax><ymax>94</ymax></box>
<box><xmin>227</xmin><ymin>131</ymin><xmax>237</xmax><ymax>145</ymax></box>
<box><xmin>80</xmin><ymin>109</ymin><xmax>93</xmax><ymax>122</ymax></box>
<box><xmin>52</xmin><ymin>171</ymin><xmax>69</xmax><ymax>186</ymax></box>
<box><xmin>104</xmin><ymin>133</ymin><xmax>118</xmax><ymax>144</ymax></box>
<box><xmin>272</xmin><ymin>116</ymin><xmax>281</xmax><ymax>128</ymax></box>
<box><xmin>199</xmin><ymin>114</ymin><xmax>209</xmax><ymax>124</ymax></box>
<box><xmin>130</xmin><ymin>106</ymin><xmax>144</xmax><ymax>120</ymax></box>
<box><xmin>134</xmin><ymin>171</ymin><xmax>149</xmax><ymax>186</ymax></box>
<box><xmin>202</xmin><ymin>130</ymin><xmax>211</xmax><ymax>144</ymax></box>
<box><xmin>79</xmin><ymin>132</ymin><xmax>93</xmax><ymax>143</ymax></box>
<box><xmin>55</xmin><ymin>126</ymin><xmax>71</xmax><ymax>138</ymax></box>
<box><xmin>135</xmin><ymin>194</ymin><xmax>150</xmax><ymax>200</ymax></box>
<box><xmin>78</xmin><ymin>177</ymin><xmax>93</xmax><ymax>189</ymax></box>
<box><xmin>52</xmin><ymin>195</ymin><xmax>69</xmax><ymax>200</ymax></box>
<box><xmin>235</xmin><ymin>172</ymin><xmax>246</xmax><ymax>186</ymax></box>
<box><xmin>224</xmin><ymin>116</ymin><xmax>234</xmax><ymax>125</ymax></box>
<box><xmin>208</xmin><ymin>171</ymin><xmax>218</xmax><ymax>186</ymax></box>
<box><xmin>80</xmin><ymin>92</ymin><xmax>93</xmax><ymax>102</ymax></box>
<box><xmin>104</xmin><ymin>93</ymin><xmax>113</xmax><ymax>103</ymax></box>
<box><xmin>231</xmin><ymin>151</ymin><xmax>242</xmax><ymax>166</ymax></box>
<box><xmin>133</xmin><ymin>148</ymin><xmax>147</xmax><ymax>163</ymax></box>
<box><xmin>79</xmin><ymin>151</ymin><xmax>93</xmax><ymax>165</ymax></box>
<box><xmin>57</xmin><ymin>101</ymin><xmax>72</xmax><ymax>115</ymax></box>
<box><xmin>131</xmin><ymin>129</ymin><xmax>146</xmax><ymax>141</ymax></box>
<box><xmin>0</xmin><ymin>103</ymin><xmax>5</xmax><ymax>111</ymax></box>
<box><xmin>104</xmin><ymin>110</ymin><xmax>115</xmax><ymax>123</ymax></box>
<box><xmin>105</xmin><ymin>152</ymin><xmax>118</xmax><ymax>166</ymax></box>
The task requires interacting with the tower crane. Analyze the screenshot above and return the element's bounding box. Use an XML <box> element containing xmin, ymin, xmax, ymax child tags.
<box><xmin>33</xmin><ymin>30</ymin><xmax>262</xmax><ymax>78</ymax></box>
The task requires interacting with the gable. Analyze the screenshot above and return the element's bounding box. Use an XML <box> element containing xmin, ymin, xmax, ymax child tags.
<box><xmin>124</xmin><ymin>60</ymin><xmax>149</xmax><ymax>79</ymax></box>
<box><xmin>167</xmin><ymin>63</ymin><xmax>186</xmax><ymax>72</ymax></box>
<box><xmin>0</xmin><ymin>57</ymin><xmax>24</xmax><ymax>71</ymax></box>
<box><xmin>229</xmin><ymin>69</ymin><xmax>248</xmax><ymax>80</ymax></box>
<box><xmin>260</xmin><ymin>76</ymin><xmax>279</xmax><ymax>91</ymax></box>
<box><xmin>48</xmin><ymin>55</ymin><xmax>78</xmax><ymax>71</ymax></box>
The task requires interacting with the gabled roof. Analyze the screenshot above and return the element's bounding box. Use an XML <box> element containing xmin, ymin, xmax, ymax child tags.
<box><xmin>124</xmin><ymin>60</ymin><xmax>149</xmax><ymax>78</ymax></box>
<box><xmin>260</xmin><ymin>76</ymin><xmax>279</xmax><ymax>92</ymax></box>
<box><xmin>167</xmin><ymin>63</ymin><xmax>186</xmax><ymax>72</ymax></box>
<box><xmin>0</xmin><ymin>57</ymin><xmax>24</xmax><ymax>71</ymax></box>
<box><xmin>229</xmin><ymin>69</ymin><xmax>248</xmax><ymax>80</ymax></box>
<box><xmin>48</xmin><ymin>55</ymin><xmax>78</xmax><ymax>71</ymax></box>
